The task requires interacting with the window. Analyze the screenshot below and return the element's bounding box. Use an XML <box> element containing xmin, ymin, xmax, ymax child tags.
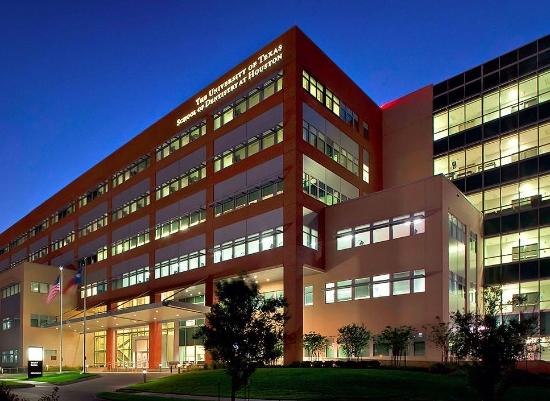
<box><xmin>112</xmin><ymin>268</ymin><xmax>150</xmax><ymax>290</ymax></box>
<box><xmin>2</xmin><ymin>283</ymin><xmax>20</xmax><ymax>298</ymax></box>
<box><xmin>413</xmin><ymin>269</ymin><xmax>426</xmax><ymax>293</ymax></box>
<box><xmin>336</xmin><ymin>229</ymin><xmax>353</xmax><ymax>250</ymax></box>
<box><xmin>51</xmin><ymin>204</ymin><xmax>75</xmax><ymax>225</ymax></box>
<box><xmin>112</xmin><ymin>156</ymin><xmax>150</xmax><ymax>188</ymax></box>
<box><xmin>112</xmin><ymin>193</ymin><xmax>150</xmax><ymax>222</ymax></box>
<box><xmin>156</xmin><ymin>121</ymin><xmax>206</xmax><ymax>161</ymax></box>
<box><xmin>325</xmin><ymin>283</ymin><xmax>335</xmax><ymax>303</ymax></box>
<box><xmin>155</xmin><ymin>163</ymin><xmax>206</xmax><ymax>200</ymax></box>
<box><xmin>30</xmin><ymin>282</ymin><xmax>49</xmax><ymax>294</ymax></box>
<box><xmin>155</xmin><ymin>208</ymin><xmax>206</xmax><ymax>240</ymax></box>
<box><xmin>213</xmin><ymin>72</ymin><xmax>283</xmax><ymax>129</ymax></box>
<box><xmin>372</xmin><ymin>274</ymin><xmax>390</xmax><ymax>298</ymax></box>
<box><xmin>78</xmin><ymin>181</ymin><xmax>109</xmax><ymax>208</ymax></box>
<box><xmin>303</xmin><ymin>120</ymin><xmax>359</xmax><ymax>175</ymax></box>
<box><xmin>30</xmin><ymin>314</ymin><xmax>56</xmax><ymax>327</ymax></box>
<box><xmin>214</xmin><ymin>124</ymin><xmax>283</xmax><ymax>172</ymax></box>
<box><xmin>304</xmin><ymin>286</ymin><xmax>313</xmax><ymax>305</ymax></box>
<box><xmin>303</xmin><ymin>70</ymin><xmax>359</xmax><ymax>131</ymax></box>
<box><xmin>392</xmin><ymin>271</ymin><xmax>411</xmax><ymax>295</ymax></box>
<box><xmin>2</xmin><ymin>317</ymin><xmax>20</xmax><ymax>330</ymax></box>
<box><xmin>213</xmin><ymin>226</ymin><xmax>283</xmax><ymax>264</ymax></box>
<box><xmin>336</xmin><ymin>280</ymin><xmax>352</xmax><ymax>302</ymax></box>
<box><xmin>354</xmin><ymin>278</ymin><xmax>370</xmax><ymax>299</ymax></box>
<box><xmin>155</xmin><ymin>249</ymin><xmax>206</xmax><ymax>279</ymax></box>
<box><xmin>79</xmin><ymin>214</ymin><xmax>109</xmax><ymax>238</ymax></box>
<box><xmin>111</xmin><ymin>231</ymin><xmax>150</xmax><ymax>256</ymax></box>
<box><xmin>303</xmin><ymin>226</ymin><xmax>319</xmax><ymax>250</ymax></box>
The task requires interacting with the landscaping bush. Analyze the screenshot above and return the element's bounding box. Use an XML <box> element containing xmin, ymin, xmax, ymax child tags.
<box><xmin>287</xmin><ymin>361</ymin><xmax>301</xmax><ymax>368</ymax></box>
<box><xmin>300</xmin><ymin>361</ymin><xmax>312</xmax><ymax>368</ymax></box>
<box><xmin>311</xmin><ymin>361</ymin><xmax>324</xmax><ymax>368</ymax></box>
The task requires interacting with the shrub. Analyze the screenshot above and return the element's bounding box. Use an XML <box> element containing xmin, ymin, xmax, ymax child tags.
<box><xmin>300</xmin><ymin>361</ymin><xmax>312</xmax><ymax>368</ymax></box>
<box><xmin>288</xmin><ymin>361</ymin><xmax>301</xmax><ymax>368</ymax></box>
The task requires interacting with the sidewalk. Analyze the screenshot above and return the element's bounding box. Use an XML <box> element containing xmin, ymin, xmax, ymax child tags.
<box><xmin>113</xmin><ymin>390</ymin><xmax>297</xmax><ymax>401</ymax></box>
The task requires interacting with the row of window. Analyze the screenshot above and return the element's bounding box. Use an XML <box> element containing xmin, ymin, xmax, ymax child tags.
<box><xmin>434</xmin><ymin>122</ymin><xmax>550</xmax><ymax>180</ymax></box>
<box><xmin>213</xmin><ymin>124</ymin><xmax>283</xmax><ymax>172</ymax></box>
<box><xmin>29</xmin><ymin>246</ymin><xmax>48</xmax><ymax>262</ymax></box>
<box><xmin>30</xmin><ymin>314</ymin><xmax>56</xmax><ymax>327</ymax></box>
<box><xmin>2</xmin><ymin>317</ymin><xmax>19</xmax><ymax>330</ymax></box>
<box><xmin>213</xmin><ymin>179</ymin><xmax>283</xmax><ymax>217</ymax></box>
<box><xmin>467</xmin><ymin>172</ymin><xmax>550</xmax><ymax>215</ymax></box>
<box><xmin>498</xmin><ymin>280</ymin><xmax>550</xmax><ymax>313</ymax></box>
<box><xmin>156</xmin><ymin>121</ymin><xmax>206</xmax><ymax>162</ymax></box>
<box><xmin>111</xmin><ymin>232</ymin><xmax>150</xmax><ymax>257</ymax></box>
<box><xmin>51</xmin><ymin>204</ymin><xmax>75</xmax><ymax>225</ymax></box>
<box><xmin>336</xmin><ymin>212</ymin><xmax>426</xmax><ymax>251</ymax></box>
<box><xmin>1</xmin><ymin>349</ymin><xmax>18</xmax><ymax>364</ymax></box>
<box><xmin>155</xmin><ymin>164</ymin><xmax>206</xmax><ymax>200</ymax></box>
<box><xmin>213</xmin><ymin>226</ymin><xmax>283</xmax><ymax>263</ymax></box>
<box><xmin>213</xmin><ymin>72</ymin><xmax>283</xmax><ymax>130</ymax></box>
<box><xmin>112</xmin><ymin>267</ymin><xmax>150</xmax><ymax>290</ymax></box>
<box><xmin>302</xmin><ymin>173</ymin><xmax>352</xmax><ymax>205</ymax></box>
<box><xmin>78</xmin><ymin>181</ymin><xmax>109</xmax><ymax>208</ymax></box>
<box><xmin>485</xmin><ymin>227</ymin><xmax>550</xmax><ymax>266</ymax></box>
<box><xmin>433</xmin><ymin>70</ymin><xmax>550</xmax><ymax>139</ymax></box>
<box><xmin>112</xmin><ymin>194</ymin><xmax>150</xmax><ymax>223</ymax></box>
<box><xmin>30</xmin><ymin>281</ymin><xmax>50</xmax><ymax>294</ymax></box>
<box><xmin>154</xmin><ymin>208</ymin><xmax>206</xmax><ymax>240</ymax></box>
<box><xmin>322</xmin><ymin>270</ymin><xmax>426</xmax><ymax>304</ymax></box>
<box><xmin>303</xmin><ymin>120</ymin><xmax>359</xmax><ymax>175</ymax></box>
<box><xmin>80</xmin><ymin>280</ymin><xmax>108</xmax><ymax>298</ymax></box>
<box><xmin>155</xmin><ymin>249</ymin><xmax>206</xmax><ymax>279</ymax></box>
<box><xmin>51</xmin><ymin>232</ymin><xmax>74</xmax><ymax>252</ymax></box>
<box><xmin>112</xmin><ymin>156</ymin><xmax>150</xmax><ymax>188</ymax></box>
<box><xmin>79</xmin><ymin>214</ymin><xmax>109</xmax><ymax>238</ymax></box>
<box><xmin>302</xmin><ymin>226</ymin><xmax>319</xmax><ymax>250</ymax></box>
<box><xmin>2</xmin><ymin>283</ymin><xmax>20</xmax><ymax>298</ymax></box>
<box><xmin>302</xmin><ymin>71</ymin><xmax>360</xmax><ymax>131</ymax></box>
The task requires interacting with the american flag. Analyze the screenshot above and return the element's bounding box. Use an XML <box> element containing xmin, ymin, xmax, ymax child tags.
<box><xmin>46</xmin><ymin>275</ymin><xmax>60</xmax><ymax>304</ymax></box>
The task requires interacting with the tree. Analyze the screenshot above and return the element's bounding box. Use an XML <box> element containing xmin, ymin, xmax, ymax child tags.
<box><xmin>376</xmin><ymin>325</ymin><xmax>415</xmax><ymax>367</ymax></box>
<box><xmin>337</xmin><ymin>323</ymin><xmax>371</xmax><ymax>361</ymax></box>
<box><xmin>193</xmin><ymin>275</ymin><xmax>288</xmax><ymax>401</ymax></box>
<box><xmin>450</xmin><ymin>286</ymin><xmax>536</xmax><ymax>401</ymax></box>
<box><xmin>423</xmin><ymin>316</ymin><xmax>453</xmax><ymax>364</ymax></box>
<box><xmin>303</xmin><ymin>331</ymin><xmax>329</xmax><ymax>361</ymax></box>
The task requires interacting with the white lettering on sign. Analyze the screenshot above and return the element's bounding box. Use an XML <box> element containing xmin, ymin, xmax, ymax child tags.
<box><xmin>176</xmin><ymin>44</ymin><xmax>283</xmax><ymax>127</ymax></box>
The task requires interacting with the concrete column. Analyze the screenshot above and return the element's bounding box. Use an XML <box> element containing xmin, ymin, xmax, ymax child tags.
<box><xmin>148</xmin><ymin>321</ymin><xmax>162</xmax><ymax>368</ymax></box>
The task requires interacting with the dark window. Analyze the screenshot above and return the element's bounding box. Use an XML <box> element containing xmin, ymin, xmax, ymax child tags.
<box><xmin>501</xmin><ymin>214</ymin><xmax>519</xmax><ymax>233</ymax></box>
<box><xmin>520</xmin><ymin>158</ymin><xmax>538</xmax><ymax>178</ymax></box>
<box><xmin>433</xmin><ymin>81</ymin><xmax>447</xmax><ymax>97</ymax></box>
<box><xmin>540</xmin><ymin>34</ymin><xmax>550</xmax><ymax>51</ymax></box>
<box><xmin>540</xmin><ymin>207</ymin><xmax>550</xmax><ymax>226</ymax></box>
<box><xmin>448</xmin><ymin>74</ymin><xmax>464</xmax><ymax>90</ymax></box>
<box><xmin>448</xmin><ymin>132</ymin><xmax>465</xmax><ymax>150</ymax></box>
<box><xmin>484</xmin><ymin>72</ymin><xmax>500</xmax><ymax>90</ymax></box>
<box><xmin>484</xmin><ymin>218</ymin><xmax>501</xmax><ymax>236</ymax></box>
<box><xmin>465</xmin><ymin>126</ymin><xmax>482</xmax><ymax>145</ymax></box>
<box><xmin>519</xmin><ymin>106</ymin><xmax>538</xmax><ymax>127</ymax></box>
<box><xmin>519</xmin><ymin>56</ymin><xmax>537</xmax><ymax>76</ymax></box>
<box><xmin>539</xmin><ymin>100</ymin><xmax>550</xmax><ymax>121</ymax></box>
<box><xmin>465</xmin><ymin>80</ymin><xmax>482</xmax><ymax>98</ymax></box>
<box><xmin>484</xmin><ymin>169</ymin><xmax>501</xmax><ymax>187</ymax></box>
<box><xmin>539</xmin><ymin>50</ymin><xmax>550</xmax><ymax>69</ymax></box>
<box><xmin>539</xmin><ymin>153</ymin><xmax>550</xmax><ymax>173</ymax></box>
<box><xmin>433</xmin><ymin>138</ymin><xmax>448</xmax><ymax>156</ymax></box>
<box><xmin>500</xmin><ymin>50</ymin><xmax>517</xmax><ymax>67</ymax></box>
<box><xmin>483</xmin><ymin>120</ymin><xmax>500</xmax><ymax>139</ymax></box>
<box><xmin>501</xmin><ymin>264</ymin><xmax>519</xmax><ymax>283</ymax></box>
<box><xmin>452</xmin><ymin>178</ymin><xmax>465</xmax><ymax>192</ymax></box>
<box><xmin>465</xmin><ymin>66</ymin><xmax>482</xmax><ymax>82</ymax></box>
<box><xmin>520</xmin><ymin>210</ymin><xmax>539</xmax><ymax>229</ymax></box>
<box><xmin>501</xmin><ymin>163</ymin><xmax>519</xmax><ymax>183</ymax></box>
<box><xmin>500</xmin><ymin>113</ymin><xmax>518</xmax><ymax>134</ymax></box>
<box><xmin>433</xmin><ymin>94</ymin><xmax>448</xmax><ymax>111</ymax></box>
<box><xmin>500</xmin><ymin>64</ymin><xmax>518</xmax><ymax>84</ymax></box>
<box><xmin>541</xmin><ymin>312</ymin><xmax>550</xmax><ymax>336</ymax></box>
<box><xmin>520</xmin><ymin>261</ymin><xmax>538</xmax><ymax>280</ymax></box>
<box><xmin>519</xmin><ymin>42</ymin><xmax>537</xmax><ymax>59</ymax></box>
<box><xmin>484</xmin><ymin>266</ymin><xmax>501</xmax><ymax>285</ymax></box>
<box><xmin>540</xmin><ymin>258</ymin><xmax>550</xmax><ymax>278</ymax></box>
<box><xmin>483</xmin><ymin>58</ymin><xmax>500</xmax><ymax>75</ymax></box>
<box><xmin>448</xmin><ymin>87</ymin><xmax>464</xmax><ymax>105</ymax></box>
<box><xmin>466</xmin><ymin>173</ymin><xmax>482</xmax><ymax>192</ymax></box>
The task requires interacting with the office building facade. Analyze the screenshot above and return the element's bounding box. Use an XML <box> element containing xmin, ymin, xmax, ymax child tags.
<box><xmin>0</xmin><ymin>27</ymin><xmax>547</xmax><ymax>369</ymax></box>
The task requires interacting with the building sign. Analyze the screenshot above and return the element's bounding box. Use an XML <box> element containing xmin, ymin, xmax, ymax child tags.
<box><xmin>27</xmin><ymin>346</ymin><xmax>43</xmax><ymax>378</ymax></box>
<box><xmin>176</xmin><ymin>44</ymin><xmax>283</xmax><ymax>126</ymax></box>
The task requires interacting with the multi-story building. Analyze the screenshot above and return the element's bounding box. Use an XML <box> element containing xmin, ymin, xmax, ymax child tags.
<box><xmin>0</xmin><ymin>26</ymin><xmax>546</xmax><ymax>370</ymax></box>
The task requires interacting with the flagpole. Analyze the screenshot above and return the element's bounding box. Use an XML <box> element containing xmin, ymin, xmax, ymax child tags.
<box><xmin>82</xmin><ymin>258</ymin><xmax>87</xmax><ymax>374</ymax></box>
<box><xmin>59</xmin><ymin>266</ymin><xmax>63</xmax><ymax>373</ymax></box>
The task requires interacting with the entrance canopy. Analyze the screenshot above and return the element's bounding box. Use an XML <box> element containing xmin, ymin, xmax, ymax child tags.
<box><xmin>43</xmin><ymin>300</ymin><xmax>210</xmax><ymax>332</ymax></box>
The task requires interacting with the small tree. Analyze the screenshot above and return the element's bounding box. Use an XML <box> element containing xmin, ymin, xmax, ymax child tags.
<box><xmin>193</xmin><ymin>275</ymin><xmax>289</xmax><ymax>401</ymax></box>
<box><xmin>450</xmin><ymin>286</ymin><xmax>536</xmax><ymax>401</ymax></box>
<box><xmin>303</xmin><ymin>331</ymin><xmax>329</xmax><ymax>361</ymax></box>
<box><xmin>423</xmin><ymin>316</ymin><xmax>453</xmax><ymax>364</ymax></box>
<box><xmin>337</xmin><ymin>323</ymin><xmax>371</xmax><ymax>361</ymax></box>
<box><xmin>376</xmin><ymin>325</ymin><xmax>415</xmax><ymax>367</ymax></box>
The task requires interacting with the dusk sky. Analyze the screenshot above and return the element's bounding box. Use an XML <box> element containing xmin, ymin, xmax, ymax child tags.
<box><xmin>1</xmin><ymin>0</ymin><xmax>548</xmax><ymax>233</ymax></box>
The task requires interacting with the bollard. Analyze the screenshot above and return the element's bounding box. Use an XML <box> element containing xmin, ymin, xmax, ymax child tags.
<box><xmin>170</xmin><ymin>365</ymin><xmax>173</xmax><ymax>374</ymax></box>
<box><xmin>159</xmin><ymin>363</ymin><xmax>162</xmax><ymax>372</ymax></box>
<box><xmin>142</xmin><ymin>369</ymin><xmax>147</xmax><ymax>383</ymax></box>
<box><xmin>177</xmin><ymin>364</ymin><xmax>181</xmax><ymax>374</ymax></box>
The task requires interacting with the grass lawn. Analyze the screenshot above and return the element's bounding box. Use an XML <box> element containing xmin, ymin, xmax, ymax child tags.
<box><xmin>6</xmin><ymin>372</ymin><xmax>97</xmax><ymax>383</ymax></box>
<box><xmin>98</xmin><ymin>393</ymin><xmax>207</xmax><ymax>401</ymax></box>
<box><xmin>117</xmin><ymin>367</ymin><xmax>546</xmax><ymax>400</ymax></box>
<box><xmin>0</xmin><ymin>381</ymin><xmax>31</xmax><ymax>386</ymax></box>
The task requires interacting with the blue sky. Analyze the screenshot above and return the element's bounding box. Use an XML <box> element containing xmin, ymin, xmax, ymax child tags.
<box><xmin>0</xmin><ymin>0</ymin><xmax>548</xmax><ymax>233</ymax></box>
